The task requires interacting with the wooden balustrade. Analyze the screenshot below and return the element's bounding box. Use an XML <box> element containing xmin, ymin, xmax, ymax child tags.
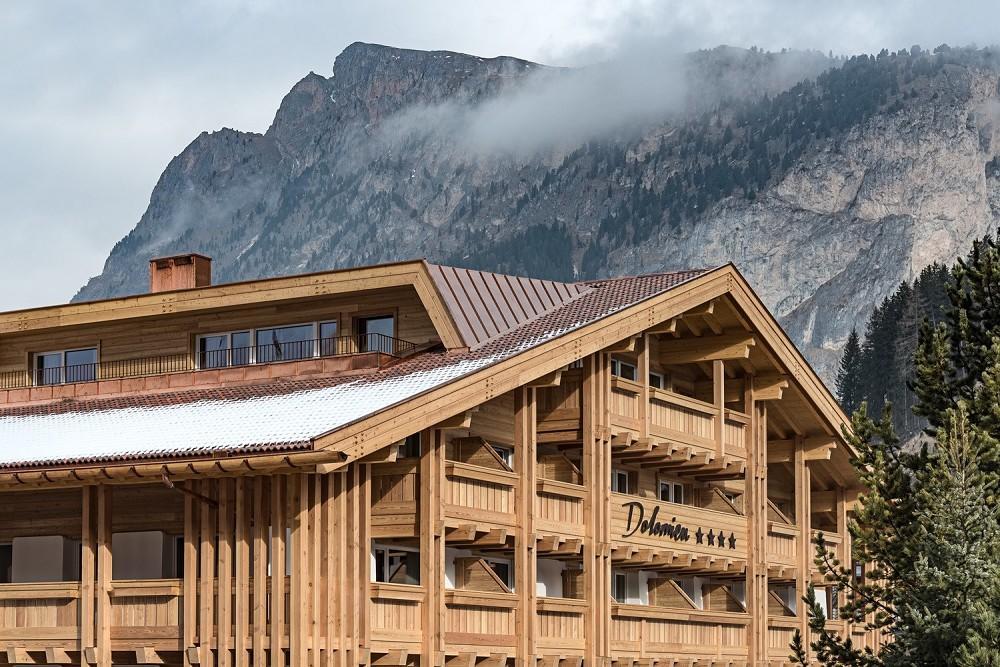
<box><xmin>766</xmin><ymin>522</ymin><xmax>799</xmax><ymax>568</ymax></box>
<box><xmin>610</xmin><ymin>604</ymin><xmax>748</xmax><ymax>659</ymax></box>
<box><xmin>535</xmin><ymin>479</ymin><xmax>586</xmax><ymax>537</ymax></box>
<box><xmin>370</xmin><ymin>583</ymin><xmax>424</xmax><ymax>647</ymax></box>
<box><xmin>648</xmin><ymin>388</ymin><xmax>716</xmax><ymax>447</ymax></box>
<box><xmin>371</xmin><ymin>461</ymin><xmax>419</xmax><ymax>538</ymax></box>
<box><xmin>444</xmin><ymin>461</ymin><xmax>518</xmax><ymax>526</ymax></box>
<box><xmin>110</xmin><ymin>579</ymin><xmax>181</xmax><ymax>642</ymax></box>
<box><xmin>444</xmin><ymin>590</ymin><xmax>518</xmax><ymax>649</ymax></box>
<box><xmin>0</xmin><ymin>582</ymin><xmax>80</xmax><ymax>645</ymax></box>
<box><xmin>767</xmin><ymin>617</ymin><xmax>799</xmax><ymax>654</ymax></box>
<box><xmin>609</xmin><ymin>378</ymin><xmax>643</xmax><ymax>431</ymax></box>
<box><xmin>536</xmin><ymin>597</ymin><xmax>587</xmax><ymax>652</ymax></box>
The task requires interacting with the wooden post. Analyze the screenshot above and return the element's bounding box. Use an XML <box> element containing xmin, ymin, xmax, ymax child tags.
<box><xmin>420</xmin><ymin>430</ymin><xmax>442</xmax><ymax>666</ymax></box>
<box><xmin>638</xmin><ymin>334</ymin><xmax>650</xmax><ymax>439</ymax></box>
<box><xmin>235</xmin><ymin>478</ymin><xmax>250</xmax><ymax>667</ymax></box>
<box><xmin>714</xmin><ymin>359</ymin><xmax>726</xmax><ymax>457</ymax></box>
<box><xmin>80</xmin><ymin>486</ymin><xmax>96</xmax><ymax>663</ymax></box>
<box><xmin>96</xmin><ymin>485</ymin><xmax>112</xmax><ymax>667</ymax></box>
<box><xmin>358</xmin><ymin>465</ymin><xmax>372</xmax><ymax>662</ymax></box>
<box><xmin>514</xmin><ymin>386</ymin><xmax>538</xmax><ymax>665</ymax></box>
<box><xmin>270</xmin><ymin>476</ymin><xmax>285</xmax><ymax>667</ymax></box>
<box><xmin>745</xmin><ymin>380</ymin><xmax>769</xmax><ymax>665</ymax></box>
<box><xmin>324</xmin><ymin>473</ymin><xmax>337</xmax><ymax>667</ymax></box>
<box><xmin>311</xmin><ymin>476</ymin><xmax>322</xmax><ymax>667</ymax></box>
<box><xmin>201</xmin><ymin>480</ymin><xmax>217</xmax><ymax>667</ymax></box>
<box><xmin>252</xmin><ymin>477</ymin><xmax>267</xmax><ymax>667</ymax></box>
<box><xmin>219</xmin><ymin>478</ymin><xmax>233</xmax><ymax>667</ymax></box>
<box><xmin>795</xmin><ymin>437</ymin><xmax>812</xmax><ymax>643</ymax></box>
<box><xmin>183</xmin><ymin>484</ymin><xmax>198</xmax><ymax>667</ymax></box>
<box><xmin>289</xmin><ymin>474</ymin><xmax>306</xmax><ymax>667</ymax></box>
<box><xmin>582</xmin><ymin>353</ymin><xmax>610</xmax><ymax>665</ymax></box>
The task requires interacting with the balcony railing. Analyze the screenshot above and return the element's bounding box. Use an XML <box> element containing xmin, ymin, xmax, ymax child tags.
<box><xmin>0</xmin><ymin>333</ymin><xmax>417</xmax><ymax>390</ymax></box>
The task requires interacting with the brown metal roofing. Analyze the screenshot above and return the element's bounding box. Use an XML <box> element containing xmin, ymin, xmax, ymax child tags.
<box><xmin>425</xmin><ymin>263</ymin><xmax>591</xmax><ymax>349</ymax></box>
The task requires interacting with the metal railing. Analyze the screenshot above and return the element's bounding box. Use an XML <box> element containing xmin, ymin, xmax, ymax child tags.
<box><xmin>0</xmin><ymin>333</ymin><xmax>417</xmax><ymax>390</ymax></box>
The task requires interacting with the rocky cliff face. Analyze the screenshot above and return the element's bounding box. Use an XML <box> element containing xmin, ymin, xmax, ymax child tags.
<box><xmin>75</xmin><ymin>43</ymin><xmax>1000</xmax><ymax>385</ymax></box>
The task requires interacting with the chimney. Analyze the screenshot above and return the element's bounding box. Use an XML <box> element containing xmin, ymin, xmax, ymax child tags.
<box><xmin>149</xmin><ymin>253</ymin><xmax>212</xmax><ymax>292</ymax></box>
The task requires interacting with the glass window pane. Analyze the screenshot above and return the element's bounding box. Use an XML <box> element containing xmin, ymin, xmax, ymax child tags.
<box><xmin>319</xmin><ymin>321</ymin><xmax>339</xmax><ymax>356</ymax></box>
<box><xmin>357</xmin><ymin>316</ymin><xmax>394</xmax><ymax>353</ymax></box>
<box><xmin>199</xmin><ymin>335</ymin><xmax>229</xmax><ymax>369</ymax></box>
<box><xmin>231</xmin><ymin>331</ymin><xmax>252</xmax><ymax>366</ymax></box>
<box><xmin>35</xmin><ymin>352</ymin><xmax>63</xmax><ymax>386</ymax></box>
<box><xmin>256</xmin><ymin>324</ymin><xmax>314</xmax><ymax>362</ymax></box>
<box><xmin>64</xmin><ymin>348</ymin><xmax>97</xmax><ymax>383</ymax></box>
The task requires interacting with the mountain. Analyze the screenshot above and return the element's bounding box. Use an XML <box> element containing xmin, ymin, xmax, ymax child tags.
<box><xmin>74</xmin><ymin>42</ymin><xmax>1000</xmax><ymax>385</ymax></box>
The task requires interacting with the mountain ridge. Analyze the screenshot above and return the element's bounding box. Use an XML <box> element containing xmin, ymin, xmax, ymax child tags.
<box><xmin>73</xmin><ymin>42</ymin><xmax>1000</xmax><ymax>385</ymax></box>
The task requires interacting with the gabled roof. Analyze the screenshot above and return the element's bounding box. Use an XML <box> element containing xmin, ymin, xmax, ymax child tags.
<box><xmin>0</xmin><ymin>268</ymin><xmax>708</xmax><ymax>469</ymax></box>
<box><xmin>424</xmin><ymin>263</ymin><xmax>590</xmax><ymax>349</ymax></box>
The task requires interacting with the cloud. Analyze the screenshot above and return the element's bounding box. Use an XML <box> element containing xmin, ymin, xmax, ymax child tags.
<box><xmin>2</xmin><ymin>0</ymin><xmax>1000</xmax><ymax>309</ymax></box>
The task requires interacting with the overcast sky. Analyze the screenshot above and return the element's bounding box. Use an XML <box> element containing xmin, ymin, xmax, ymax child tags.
<box><xmin>2</xmin><ymin>0</ymin><xmax>999</xmax><ymax>311</ymax></box>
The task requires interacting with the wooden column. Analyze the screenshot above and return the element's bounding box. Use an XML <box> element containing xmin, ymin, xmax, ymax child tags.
<box><xmin>638</xmin><ymin>334</ymin><xmax>650</xmax><ymax>439</ymax></box>
<box><xmin>235</xmin><ymin>478</ymin><xmax>250</xmax><ymax>667</ymax></box>
<box><xmin>252</xmin><ymin>477</ymin><xmax>267</xmax><ymax>667</ymax></box>
<box><xmin>420</xmin><ymin>430</ymin><xmax>443</xmax><ymax>666</ymax></box>
<box><xmin>714</xmin><ymin>359</ymin><xmax>726</xmax><ymax>456</ymax></box>
<box><xmin>219</xmin><ymin>478</ymin><xmax>234</xmax><ymax>667</ymax></box>
<box><xmin>795</xmin><ymin>437</ymin><xmax>812</xmax><ymax>642</ymax></box>
<box><xmin>95</xmin><ymin>485</ymin><xmax>112</xmax><ymax>667</ymax></box>
<box><xmin>514</xmin><ymin>386</ymin><xmax>538</xmax><ymax>665</ymax></box>
<box><xmin>270</xmin><ymin>476</ymin><xmax>286</xmax><ymax>667</ymax></box>
<box><xmin>200</xmin><ymin>481</ymin><xmax>217</xmax><ymax>667</ymax></box>
<box><xmin>745</xmin><ymin>381</ymin><xmax>769</xmax><ymax>665</ymax></box>
<box><xmin>80</xmin><ymin>486</ymin><xmax>96</xmax><ymax>664</ymax></box>
<box><xmin>583</xmin><ymin>353</ymin><xmax>611</xmax><ymax>665</ymax></box>
<box><xmin>183</xmin><ymin>484</ymin><xmax>199</xmax><ymax>667</ymax></box>
<box><xmin>289</xmin><ymin>474</ymin><xmax>306</xmax><ymax>667</ymax></box>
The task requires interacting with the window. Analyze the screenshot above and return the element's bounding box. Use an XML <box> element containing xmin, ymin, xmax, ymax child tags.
<box><xmin>610</xmin><ymin>358</ymin><xmax>637</xmax><ymax>381</ymax></box>
<box><xmin>492</xmin><ymin>445</ymin><xmax>513</xmax><ymax>469</ymax></box>
<box><xmin>372</xmin><ymin>545</ymin><xmax>420</xmax><ymax>585</ymax></box>
<box><xmin>356</xmin><ymin>315</ymin><xmax>395</xmax><ymax>353</ymax></box>
<box><xmin>484</xmin><ymin>558</ymin><xmax>513</xmax><ymax>590</ymax></box>
<box><xmin>34</xmin><ymin>347</ymin><xmax>98</xmax><ymax>385</ymax></box>
<box><xmin>255</xmin><ymin>324</ymin><xmax>314</xmax><ymax>363</ymax></box>
<box><xmin>199</xmin><ymin>332</ymin><xmax>251</xmax><ymax>369</ymax></box>
<box><xmin>612</xmin><ymin>469</ymin><xmax>632</xmax><ymax>494</ymax></box>
<box><xmin>658</xmin><ymin>480</ymin><xmax>684</xmax><ymax>504</ymax></box>
<box><xmin>319</xmin><ymin>321</ymin><xmax>340</xmax><ymax>356</ymax></box>
<box><xmin>398</xmin><ymin>433</ymin><xmax>421</xmax><ymax>459</ymax></box>
<box><xmin>612</xmin><ymin>571</ymin><xmax>640</xmax><ymax>604</ymax></box>
<box><xmin>0</xmin><ymin>544</ymin><xmax>10</xmax><ymax>584</ymax></box>
<box><xmin>649</xmin><ymin>371</ymin><xmax>665</xmax><ymax>389</ymax></box>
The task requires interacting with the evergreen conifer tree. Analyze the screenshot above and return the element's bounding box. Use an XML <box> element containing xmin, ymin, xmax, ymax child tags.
<box><xmin>836</xmin><ymin>329</ymin><xmax>864</xmax><ymax>414</ymax></box>
<box><xmin>793</xmin><ymin>238</ymin><xmax>1000</xmax><ymax>665</ymax></box>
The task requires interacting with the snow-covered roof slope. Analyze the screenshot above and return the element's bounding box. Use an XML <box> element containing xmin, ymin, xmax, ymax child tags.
<box><xmin>0</xmin><ymin>269</ymin><xmax>710</xmax><ymax>469</ymax></box>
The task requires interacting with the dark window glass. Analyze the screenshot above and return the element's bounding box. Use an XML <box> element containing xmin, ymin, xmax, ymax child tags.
<box><xmin>374</xmin><ymin>548</ymin><xmax>386</xmax><ymax>582</ymax></box>
<box><xmin>399</xmin><ymin>434</ymin><xmax>421</xmax><ymax>459</ymax></box>
<box><xmin>613</xmin><ymin>573</ymin><xmax>627</xmax><ymax>603</ymax></box>
<box><xmin>35</xmin><ymin>352</ymin><xmax>63</xmax><ymax>386</ymax></box>
<box><xmin>0</xmin><ymin>544</ymin><xmax>11</xmax><ymax>583</ymax></box>
<box><xmin>64</xmin><ymin>348</ymin><xmax>97</xmax><ymax>383</ymax></box>
<box><xmin>199</xmin><ymin>335</ymin><xmax>229</xmax><ymax>369</ymax></box>
<box><xmin>319</xmin><ymin>321</ymin><xmax>339</xmax><ymax>356</ymax></box>
<box><xmin>256</xmin><ymin>324</ymin><xmax>314</xmax><ymax>363</ymax></box>
<box><xmin>387</xmin><ymin>549</ymin><xmax>419</xmax><ymax>585</ymax></box>
<box><xmin>489</xmin><ymin>560</ymin><xmax>511</xmax><ymax>588</ymax></box>
<box><xmin>231</xmin><ymin>331</ymin><xmax>252</xmax><ymax>366</ymax></box>
<box><xmin>357</xmin><ymin>316</ymin><xmax>394</xmax><ymax>353</ymax></box>
<box><xmin>649</xmin><ymin>373</ymin><xmax>664</xmax><ymax>389</ymax></box>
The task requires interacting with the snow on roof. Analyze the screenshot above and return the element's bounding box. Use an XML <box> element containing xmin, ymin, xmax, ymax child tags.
<box><xmin>0</xmin><ymin>268</ymin><xmax>711</xmax><ymax>469</ymax></box>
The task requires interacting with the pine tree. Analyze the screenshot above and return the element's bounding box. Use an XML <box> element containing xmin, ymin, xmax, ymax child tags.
<box><xmin>836</xmin><ymin>329</ymin><xmax>864</xmax><ymax>414</ymax></box>
<box><xmin>794</xmin><ymin>238</ymin><xmax>1000</xmax><ymax>665</ymax></box>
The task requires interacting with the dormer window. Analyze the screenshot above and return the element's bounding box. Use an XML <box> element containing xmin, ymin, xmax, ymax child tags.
<box><xmin>197</xmin><ymin>320</ymin><xmax>340</xmax><ymax>369</ymax></box>
<box><xmin>34</xmin><ymin>347</ymin><xmax>98</xmax><ymax>385</ymax></box>
<box><xmin>356</xmin><ymin>315</ymin><xmax>395</xmax><ymax>353</ymax></box>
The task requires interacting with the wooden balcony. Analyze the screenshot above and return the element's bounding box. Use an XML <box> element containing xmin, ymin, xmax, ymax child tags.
<box><xmin>766</xmin><ymin>522</ymin><xmax>799</xmax><ymax>580</ymax></box>
<box><xmin>610</xmin><ymin>604</ymin><xmax>749</xmax><ymax>661</ymax></box>
<box><xmin>535</xmin><ymin>479</ymin><xmax>586</xmax><ymax>538</ymax></box>
<box><xmin>444</xmin><ymin>462</ymin><xmax>518</xmax><ymax>528</ymax></box>
<box><xmin>536</xmin><ymin>597</ymin><xmax>586</xmax><ymax>653</ymax></box>
<box><xmin>609</xmin><ymin>382</ymin><xmax>750</xmax><ymax>478</ymax></box>
<box><xmin>370</xmin><ymin>583</ymin><xmax>423</xmax><ymax>651</ymax></box>
<box><xmin>444</xmin><ymin>590</ymin><xmax>518</xmax><ymax>652</ymax></box>
<box><xmin>0</xmin><ymin>582</ymin><xmax>80</xmax><ymax>648</ymax></box>
<box><xmin>371</xmin><ymin>461</ymin><xmax>419</xmax><ymax>538</ymax></box>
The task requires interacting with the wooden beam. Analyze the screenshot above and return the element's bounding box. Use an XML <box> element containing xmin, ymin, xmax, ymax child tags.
<box><xmin>6</xmin><ymin>649</ymin><xmax>35</xmax><ymax>665</ymax></box>
<box><xmin>371</xmin><ymin>650</ymin><xmax>408</xmax><ymax>666</ymax></box>
<box><xmin>135</xmin><ymin>648</ymin><xmax>165</xmax><ymax>665</ymax></box>
<box><xmin>768</xmin><ymin>437</ymin><xmax>838</xmax><ymax>463</ymax></box>
<box><xmin>434</xmin><ymin>410</ymin><xmax>475</xmax><ymax>429</ymax></box>
<box><xmin>80</xmin><ymin>486</ymin><xmax>95</xmax><ymax>663</ymax></box>
<box><xmin>96</xmin><ymin>485</ymin><xmax>112</xmax><ymax>667</ymax></box>
<box><xmin>606</xmin><ymin>335</ymin><xmax>639</xmax><ymax>353</ymax></box>
<box><xmin>528</xmin><ymin>369</ymin><xmax>563</xmax><ymax>387</ymax></box>
<box><xmin>357</xmin><ymin>445</ymin><xmax>399</xmax><ymax>465</ymax></box>
<box><xmin>660</xmin><ymin>333</ymin><xmax>755</xmax><ymax>365</ymax></box>
<box><xmin>44</xmin><ymin>649</ymin><xmax>73</xmax><ymax>665</ymax></box>
<box><xmin>753</xmin><ymin>374</ymin><xmax>790</xmax><ymax>401</ymax></box>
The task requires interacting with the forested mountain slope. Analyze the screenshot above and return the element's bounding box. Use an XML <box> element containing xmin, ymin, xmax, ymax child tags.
<box><xmin>74</xmin><ymin>43</ymin><xmax>1000</xmax><ymax>384</ymax></box>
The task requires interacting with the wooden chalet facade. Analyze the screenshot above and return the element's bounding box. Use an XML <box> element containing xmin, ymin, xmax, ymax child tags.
<box><xmin>0</xmin><ymin>255</ymin><xmax>873</xmax><ymax>667</ymax></box>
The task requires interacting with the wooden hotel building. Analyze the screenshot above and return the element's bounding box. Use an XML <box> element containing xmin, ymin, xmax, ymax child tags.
<box><xmin>0</xmin><ymin>255</ymin><xmax>869</xmax><ymax>667</ymax></box>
